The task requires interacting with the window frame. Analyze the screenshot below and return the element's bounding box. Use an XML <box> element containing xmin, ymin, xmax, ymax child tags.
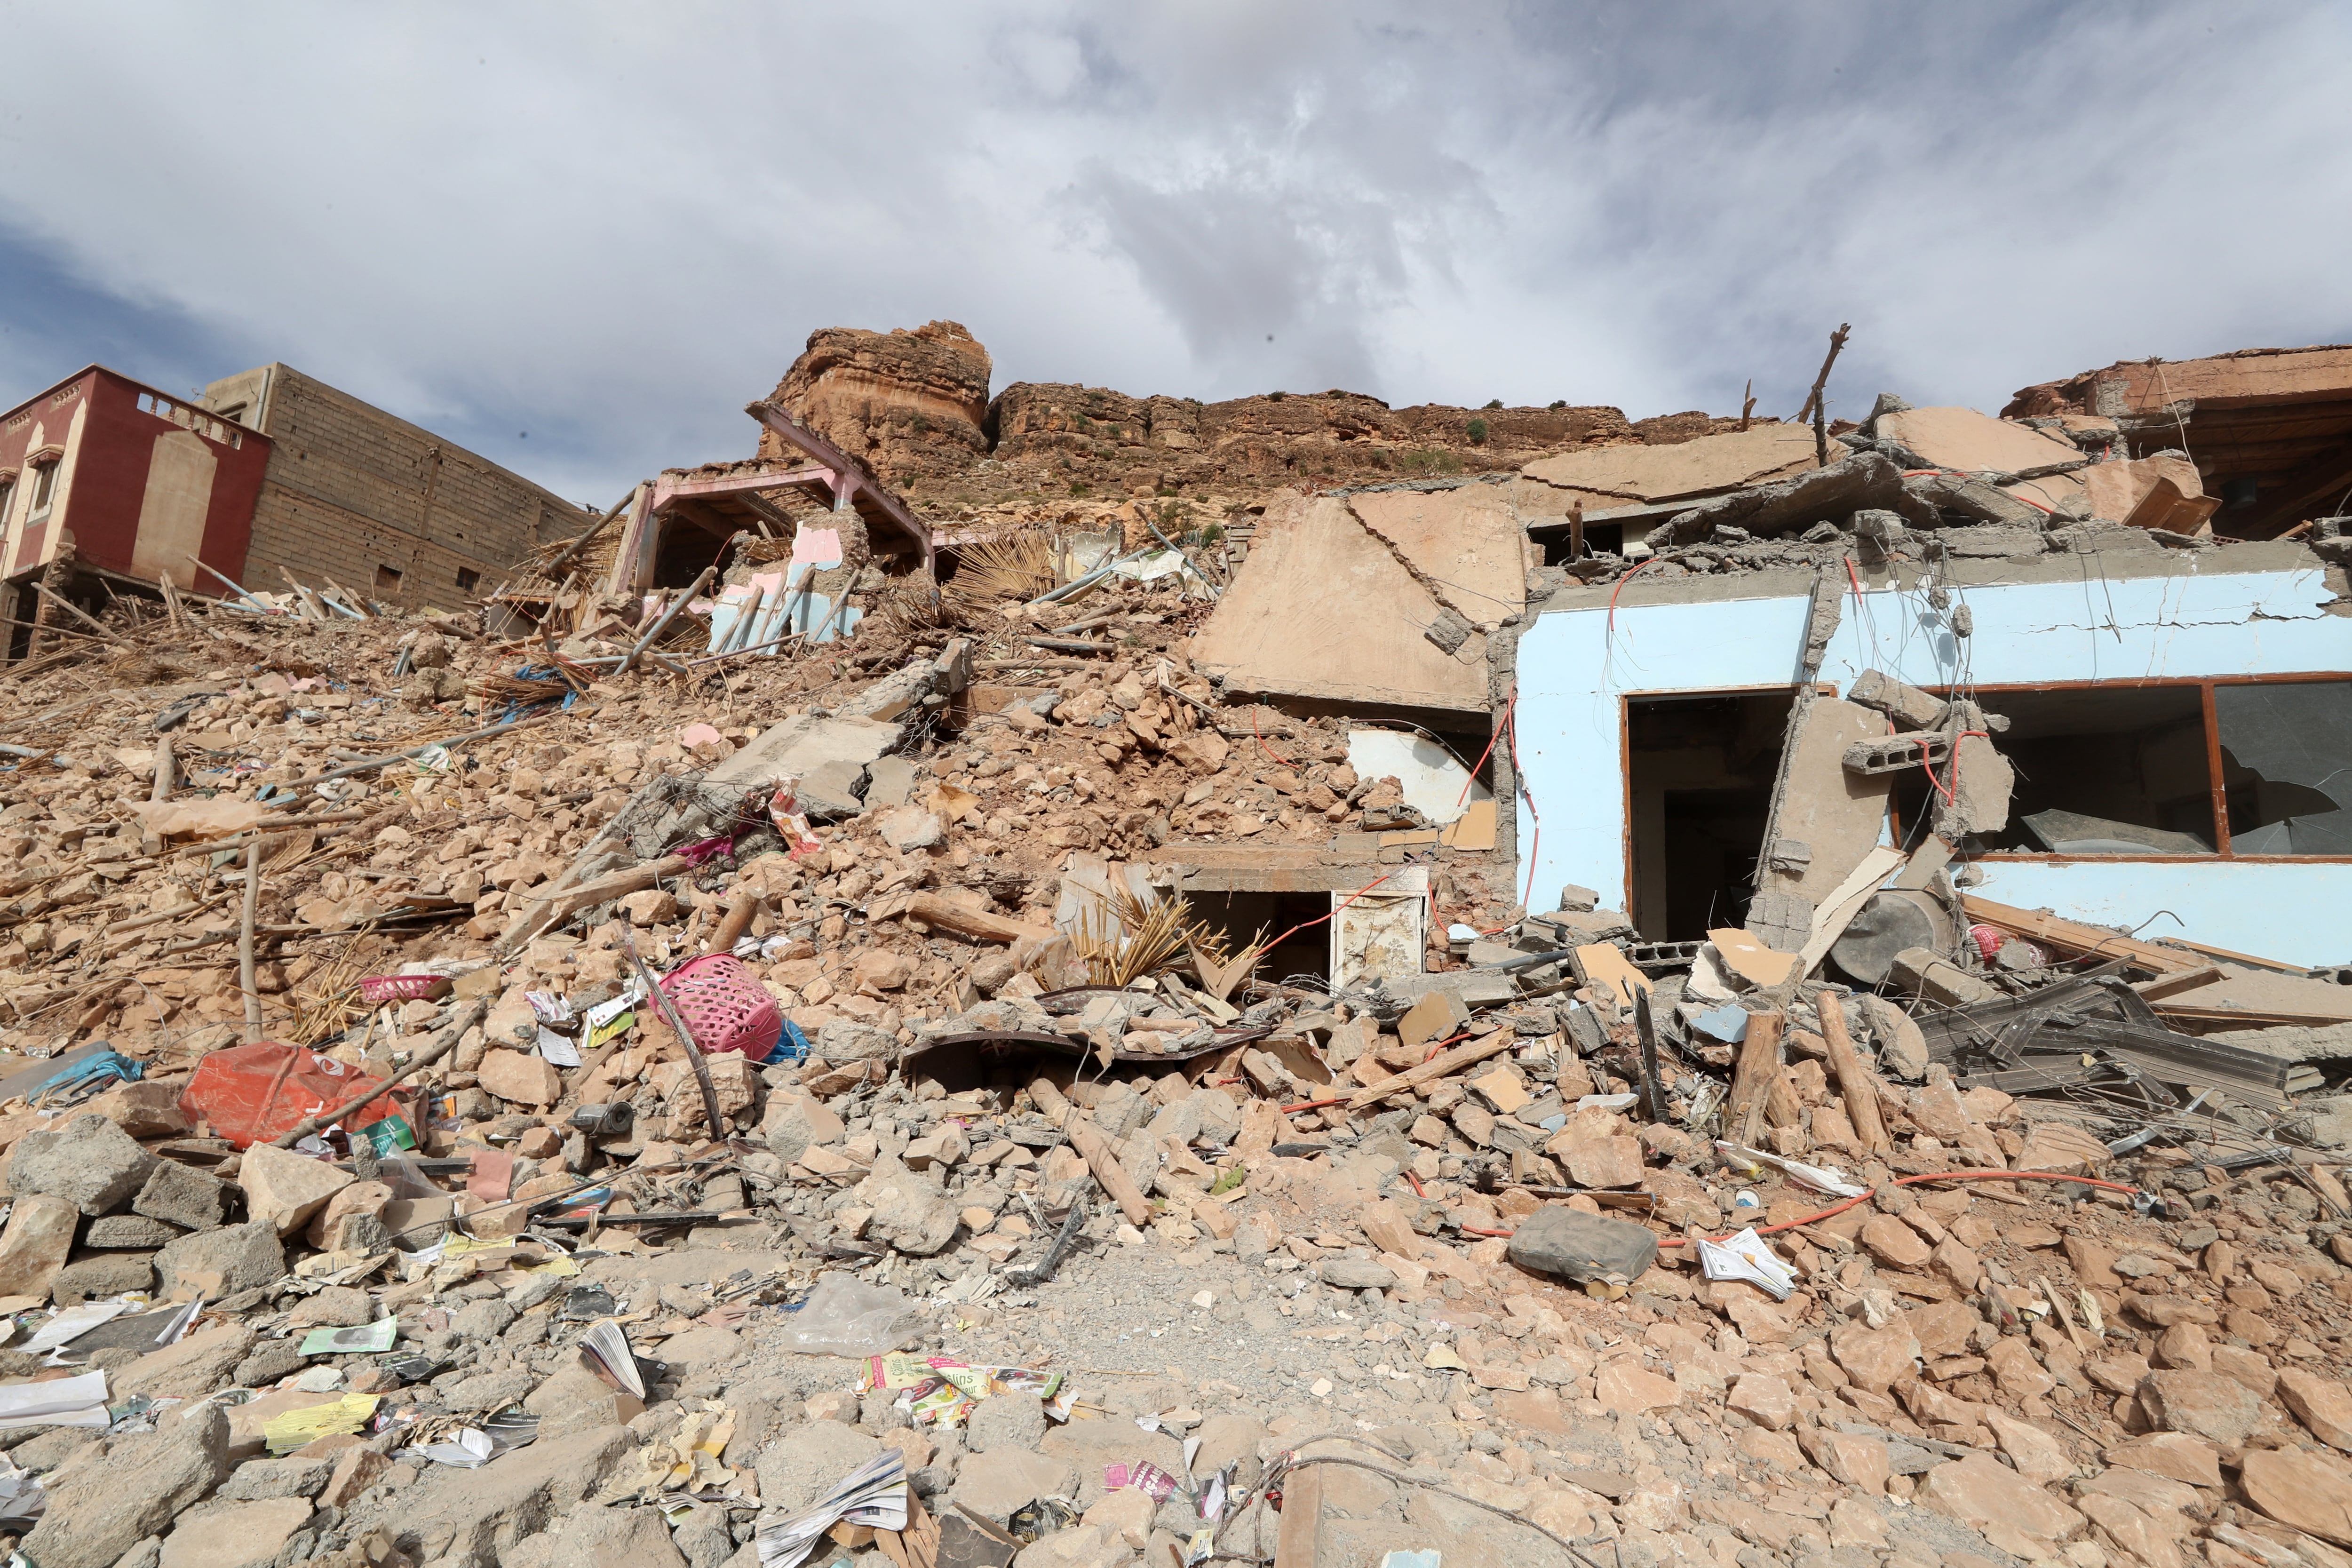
<box><xmin>26</xmin><ymin>455</ymin><xmax>59</xmax><ymax>517</ymax></box>
<box><xmin>1893</xmin><ymin>673</ymin><xmax>2352</xmax><ymax>864</ymax></box>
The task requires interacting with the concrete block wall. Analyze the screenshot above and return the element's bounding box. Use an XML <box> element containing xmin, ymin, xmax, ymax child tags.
<box><xmin>205</xmin><ymin>365</ymin><xmax>588</xmax><ymax>611</ymax></box>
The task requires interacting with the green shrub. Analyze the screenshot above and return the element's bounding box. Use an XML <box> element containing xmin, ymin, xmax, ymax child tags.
<box><xmin>1466</xmin><ymin>417</ymin><xmax>1489</xmax><ymax>445</ymax></box>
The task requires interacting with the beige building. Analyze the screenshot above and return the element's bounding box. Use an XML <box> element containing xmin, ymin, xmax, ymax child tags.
<box><xmin>198</xmin><ymin>365</ymin><xmax>589</xmax><ymax>611</ymax></box>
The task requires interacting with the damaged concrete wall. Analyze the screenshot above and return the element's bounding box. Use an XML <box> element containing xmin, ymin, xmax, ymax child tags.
<box><xmin>1511</xmin><ymin>546</ymin><xmax>2352</xmax><ymax>963</ymax></box>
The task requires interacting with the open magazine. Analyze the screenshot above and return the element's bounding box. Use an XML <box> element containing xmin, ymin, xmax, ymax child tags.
<box><xmin>755</xmin><ymin>1448</ymin><xmax>908</xmax><ymax>1568</ymax></box>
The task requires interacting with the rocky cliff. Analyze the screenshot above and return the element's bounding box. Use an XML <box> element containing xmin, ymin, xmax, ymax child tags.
<box><xmin>762</xmin><ymin>319</ymin><xmax>993</xmax><ymax>484</ymax></box>
<box><xmin>769</xmin><ymin>321</ymin><xmax>1756</xmax><ymax>512</ymax></box>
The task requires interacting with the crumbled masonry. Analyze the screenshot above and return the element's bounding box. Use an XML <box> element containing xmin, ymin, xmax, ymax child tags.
<box><xmin>0</xmin><ymin>327</ymin><xmax>2350</xmax><ymax>1568</ymax></box>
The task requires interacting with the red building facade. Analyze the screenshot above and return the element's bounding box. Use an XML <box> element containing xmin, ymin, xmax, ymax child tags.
<box><xmin>0</xmin><ymin>366</ymin><xmax>273</xmax><ymax>612</ymax></box>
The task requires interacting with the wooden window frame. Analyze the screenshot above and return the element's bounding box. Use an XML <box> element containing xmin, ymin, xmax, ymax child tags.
<box><xmin>1898</xmin><ymin>673</ymin><xmax>2352</xmax><ymax>865</ymax></box>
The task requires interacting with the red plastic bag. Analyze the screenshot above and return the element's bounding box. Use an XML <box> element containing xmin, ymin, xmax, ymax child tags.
<box><xmin>179</xmin><ymin>1041</ymin><xmax>407</xmax><ymax>1150</ymax></box>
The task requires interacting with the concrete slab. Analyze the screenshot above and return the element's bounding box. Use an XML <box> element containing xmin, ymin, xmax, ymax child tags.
<box><xmin>1190</xmin><ymin>495</ymin><xmax>1489</xmax><ymax>718</ymax></box>
<box><xmin>1520</xmin><ymin>424</ymin><xmax>1819</xmax><ymax>504</ymax></box>
<box><xmin>709</xmin><ymin>714</ymin><xmax>902</xmax><ymax>795</ymax></box>
<box><xmin>1348</xmin><ymin>486</ymin><xmax>1527</xmax><ymax>629</ymax></box>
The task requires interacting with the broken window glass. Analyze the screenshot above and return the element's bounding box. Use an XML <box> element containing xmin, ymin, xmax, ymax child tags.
<box><xmin>2216</xmin><ymin>680</ymin><xmax>2352</xmax><ymax>856</ymax></box>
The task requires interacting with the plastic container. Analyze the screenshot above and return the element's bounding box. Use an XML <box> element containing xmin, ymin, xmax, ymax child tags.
<box><xmin>658</xmin><ymin>954</ymin><xmax>783</xmax><ymax>1060</ymax></box>
<box><xmin>360</xmin><ymin>974</ymin><xmax>453</xmax><ymax>1006</ymax></box>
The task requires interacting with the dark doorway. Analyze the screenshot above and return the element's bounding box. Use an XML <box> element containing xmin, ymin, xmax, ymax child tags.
<box><xmin>1184</xmin><ymin>891</ymin><xmax>1332</xmax><ymax>984</ymax></box>
<box><xmin>1626</xmin><ymin>691</ymin><xmax>1796</xmax><ymax>940</ymax></box>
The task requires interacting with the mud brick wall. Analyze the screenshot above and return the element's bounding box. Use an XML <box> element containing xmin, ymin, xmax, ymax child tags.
<box><xmin>235</xmin><ymin>366</ymin><xmax>588</xmax><ymax>612</ymax></box>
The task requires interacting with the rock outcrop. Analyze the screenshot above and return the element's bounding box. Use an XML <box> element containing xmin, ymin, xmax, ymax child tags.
<box><xmin>764</xmin><ymin>319</ymin><xmax>993</xmax><ymax>485</ymax></box>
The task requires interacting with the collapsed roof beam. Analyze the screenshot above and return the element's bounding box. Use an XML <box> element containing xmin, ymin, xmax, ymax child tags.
<box><xmin>2237</xmin><ymin>437</ymin><xmax>2352</xmax><ymax>536</ymax></box>
<box><xmin>744</xmin><ymin>400</ymin><xmax>934</xmax><ymax>568</ymax></box>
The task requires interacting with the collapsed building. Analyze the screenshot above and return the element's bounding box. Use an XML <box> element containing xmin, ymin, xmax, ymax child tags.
<box><xmin>0</xmin><ymin>327</ymin><xmax>2347</xmax><ymax>1568</ymax></box>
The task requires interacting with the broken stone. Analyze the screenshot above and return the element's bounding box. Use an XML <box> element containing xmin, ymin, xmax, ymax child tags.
<box><xmin>478</xmin><ymin>1048</ymin><xmax>562</xmax><ymax>1106</ymax></box>
<box><xmin>0</xmin><ymin>1192</ymin><xmax>79</xmax><ymax>1298</ymax></box>
<box><xmin>2279</xmin><ymin>1367</ymin><xmax>2352</xmax><ymax>1451</ymax></box>
<box><xmin>2241</xmin><ymin>1446</ymin><xmax>2352</xmax><ymax>1546</ymax></box>
<box><xmin>135</xmin><ymin>1160</ymin><xmax>230</xmax><ymax>1231</ymax></box>
<box><xmin>154</xmin><ymin>1219</ymin><xmax>286</xmax><ymax>1297</ymax></box>
<box><xmin>1918</xmin><ymin>1452</ymin><xmax>2083</xmax><ymax>1552</ymax></box>
<box><xmin>10</xmin><ymin>1112</ymin><xmax>159</xmax><ymax>1215</ymax></box>
<box><xmin>2135</xmin><ymin>1369</ymin><xmax>2265</xmax><ymax>1446</ymax></box>
<box><xmin>238</xmin><ymin>1144</ymin><xmax>358</xmax><ymax>1239</ymax></box>
<box><xmin>1504</xmin><ymin>1206</ymin><xmax>1657</xmax><ymax>1284</ymax></box>
<box><xmin>23</xmin><ymin>1401</ymin><xmax>233</xmax><ymax>1568</ymax></box>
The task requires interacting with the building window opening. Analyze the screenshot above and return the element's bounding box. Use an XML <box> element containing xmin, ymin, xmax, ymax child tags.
<box><xmin>455</xmin><ymin>567</ymin><xmax>480</xmax><ymax>593</ymax></box>
<box><xmin>1887</xmin><ymin>678</ymin><xmax>2349</xmax><ymax>860</ymax></box>
<box><xmin>0</xmin><ymin>478</ymin><xmax>14</xmax><ymax>530</ymax></box>
<box><xmin>2217</xmin><ymin>680</ymin><xmax>2352</xmax><ymax>856</ymax></box>
<box><xmin>1185</xmin><ymin>891</ymin><xmax>1334</xmax><ymax>984</ymax></box>
<box><xmin>1625</xmin><ymin>690</ymin><xmax>1797</xmax><ymax>941</ymax></box>
<box><xmin>374</xmin><ymin>565</ymin><xmax>404</xmax><ymax>594</ymax></box>
<box><xmin>28</xmin><ymin>460</ymin><xmax>58</xmax><ymax>517</ymax></box>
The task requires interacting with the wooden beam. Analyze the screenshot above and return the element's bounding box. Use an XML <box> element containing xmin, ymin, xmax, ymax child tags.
<box><xmin>2237</xmin><ymin>436</ymin><xmax>2352</xmax><ymax>536</ymax></box>
<box><xmin>1816</xmin><ymin>993</ymin><xmax>1890</xmax><ymax>1153</ymax></box>
<box><xmin>1959</xmin><ymin>894</ymin><xmax>2206</xmax><ymax>975</ymax></box>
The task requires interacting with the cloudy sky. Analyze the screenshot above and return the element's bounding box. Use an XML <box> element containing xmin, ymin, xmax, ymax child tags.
<box><xmin>2</xmin><ymin>2</ymin><xmax>2347</xmax><ymax>506</ymax></box>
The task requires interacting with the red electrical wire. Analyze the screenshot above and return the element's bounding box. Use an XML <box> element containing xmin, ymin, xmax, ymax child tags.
<box><xmin>1901</xmin><ymin>469</ymin><xmax>2056</xmax><ymax>516</ymax></box>
<box><xmin>1254</xmin><ymin>706</ymin><xmax>1295</xmax><ymax>771</ymax></box>
<box><xmin>1605</xmin><ymin>557</ymin><xmax>1660</xmax><ymax>640</ymax></box>
<box><xmin>1458</xmin><ymin>1168</ymin><xmax>2147</xmax><ymax>1246</ymax></box>
<box><xmin>1456</xmin><ymin>686</ymin><xmax>1518</xmax><ymax>809</ymax></box>
<box><xmin>1253</xmin><ymin>864</ymin><xmax>1411</xmax><ymax>964</ymax></box>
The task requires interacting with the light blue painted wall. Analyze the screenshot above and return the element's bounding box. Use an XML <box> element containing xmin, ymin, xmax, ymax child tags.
<box><xmin>1512</xmin><ymin>565</ymin><xmax>2352</xmax><ymax>965</ymax></box>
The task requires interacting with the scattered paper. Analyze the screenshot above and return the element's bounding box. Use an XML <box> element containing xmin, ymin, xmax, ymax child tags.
<box><xmin>535</xmin><ymin>1027</ymin><xmax>583</xmax><ymax>1068</ymax></box>
<box><xmin>262</xmin><ymin>1393</ymin><xmax>379</xmax><ymax>1453</ymax></box>
<box><xmin>24</xmin><ymin>1302</ymin><xmax>130</xmax><ymax>1357</ymax></box>
<box><xmin>756</xmin><ymin>1448</ymin><xmax>908</xmax><ymax>1568</ymax></box>
<box><xmin>0</xmin><ymin>1370</ymin><xmax>109</xmax><ymax>1430</ymax></box>
<box><xmin>1713</xmin><ymin>1141</ymin><xmax>1869</xmax><ymax>1198</ymax></box>
<box><xmin>1696</xmin><ymin>1227</ymin><xmax>1798</xmax><ymax>1301</ymax></box>
<box><xmin>1104</xmin><ymin>1461</ymin><xmax>1177</xmax><ymax>1501</ymax></box>
<box><xmin>412</xmin><ymin>1411</ymin><xmax>539</xmax><ymax>1468</ymax></box>
<box><xmin>580</xmin><ymin>1319</ymin><xmax>646</xmax><ymax>1399</ymax></box>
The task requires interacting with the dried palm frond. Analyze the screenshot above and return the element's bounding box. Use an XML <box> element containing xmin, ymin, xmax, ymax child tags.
<box><xmin>1071</xmin><ymin>883</ymin><xmax>1224</xmax><ymax>987</ymax></box>
<box><xmin>944</xmin><ymin>526</ymin><xmax>1057</xmax><ymax>618</ymax></box>
<box><xmin>468</xmin><ymin>673</ymin><xmax>573</xmax><ymax>709</ymax></box>
<box><xmin>873</xmin><ymin>578</ymin><xmax>949</xmax><ymax>640</ymax></box>
<box><xmin>286</xmin><ymin>947</ymin><xmax>368</xmax><ymax>1046</ymax></box>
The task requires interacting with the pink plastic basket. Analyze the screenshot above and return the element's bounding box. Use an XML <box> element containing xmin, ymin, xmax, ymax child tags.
<box><xmin>360</xmin><ymin>974</ymin><xmax>453</xmax><ymax>1006</ymax></box>
<box><xmin>659</xmin><ymin>954</ymin><xmax>783</xmax><ymax>1060</ymax></box>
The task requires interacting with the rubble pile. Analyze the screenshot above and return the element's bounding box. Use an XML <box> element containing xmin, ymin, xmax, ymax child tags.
<box><xmin>0</xmin><ymin>356</ymin><xmax>2349</xmax><ymax>1568</ymax></box>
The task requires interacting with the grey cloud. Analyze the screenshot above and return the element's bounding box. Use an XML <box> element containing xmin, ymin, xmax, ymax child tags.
<box><xmin>0</xmin><ymin>1</ymin><xmax>2345</xmax><ymax>504</ymax></box>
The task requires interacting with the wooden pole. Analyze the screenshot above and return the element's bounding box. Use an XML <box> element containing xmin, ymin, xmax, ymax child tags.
<box><xmin>628</xmin><ymin>936</ymin><xmax>727</xmax><ymax>1138</ymax></box>
<box><xmin>618</xmin><ymin>565</ymin><xmax>715</xmax><ymax>674</ymax></box>
<box><xmin>1342</xmin><ymin>1029</ymin><xmax>1514</xmax><ymax>1112</ymax></box>
<box><xmin>1027</xmin><ymin>1076</ymin><xmax>1154</xmax><ymax>1227</ymax></box>
<box><xmin>238</xmin><ymin>839</ymin><xmax>264</xmax><ymax>1042</ymax></box>
<box><xmin>897</xmin><ymin>893</ymin><xmax>1057</xmax><ymax>947</ymax></box>
<box><xmin>1816</xmin><ymin>992</ymin><xmax>1890</xmax><ymax>1153</ymax></box>
<box><xmin>706</xmin><ymin>888</ymin><xmax>760</xmax><ymax>956</ymax></box>
<box><xmin>541</xmin><ymin>486</ymin><xmax>636</xmax><ymax>580</ymax></box>
<box><xmin>1727</xmin><ymin>1009</ymin><xmax>1783</xmax><ymax>1146</ymax></box>
<box><xmin>151</xmin><ymin>737</ymin><xmax>174</xmax><ymax>802</ymax></box>
<box><xmin>29</xmin><ymin>581</ymin><xmax>126</xmax><ymax>645</ymax></box>
<box><xmin>1796</xmin><ymin>323</ymin><xmax>1852</xmax><ymax>466</ymax></box>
